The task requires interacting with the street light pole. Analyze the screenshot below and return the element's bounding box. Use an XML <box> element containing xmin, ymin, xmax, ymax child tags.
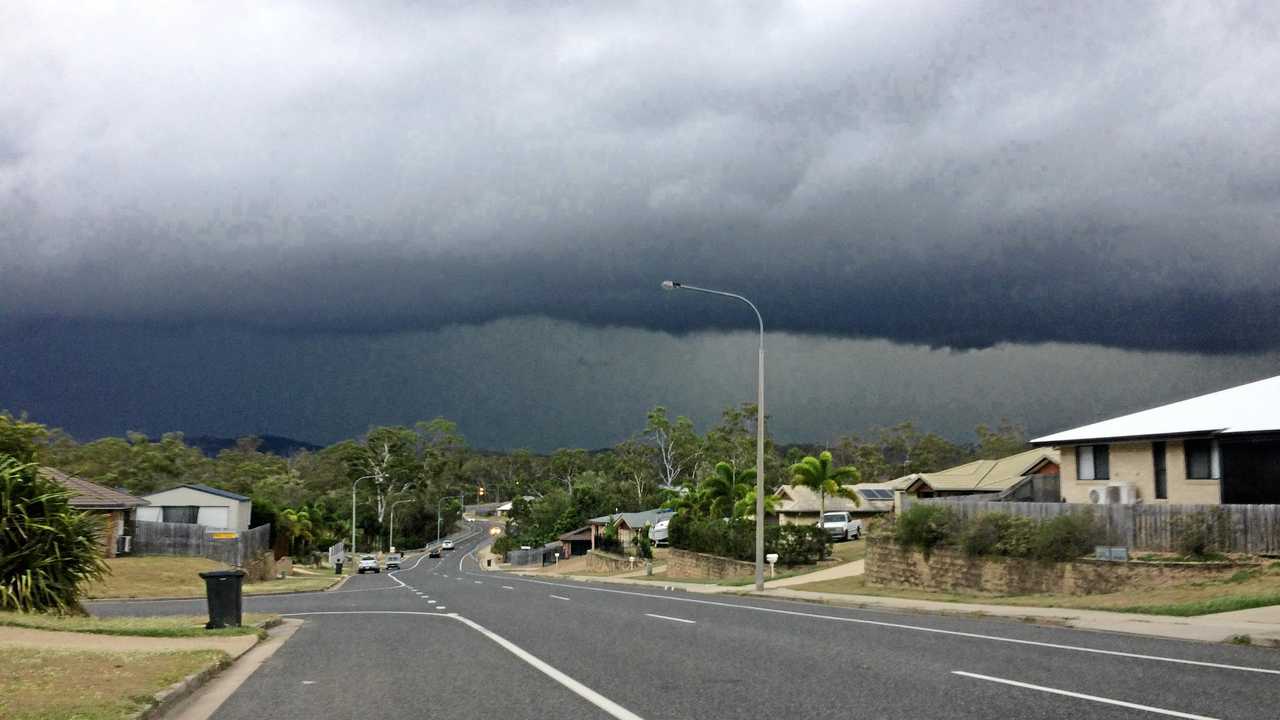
<box><xmin>351</xmin><ymin>474</ymin><xmax>376</xmax><ymax>555</ymax></box>
<box><xmin>389</xmin><ymin>498</ymin><xmax>413</xmax><ymax>553</ymax></box>
<box><xmin>662</xmin><ymin>280</ymin><xmax>767</xmax><ymax>591</ymax></box>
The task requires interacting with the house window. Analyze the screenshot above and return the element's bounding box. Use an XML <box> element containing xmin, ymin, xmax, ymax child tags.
<box><xmin>162</xmin><ymin>506</ymin><xmax>199</xmax><ymax>524</ymax></box>
<box><xmin>1077</xmin><ymin>445</ymin><xmax>1110</xmax><ymax>480</ymax></box>
<box><xmin>1185</xmin><ymin>439</ymin><xmax>1221</xmax><ymax>479</ymax></box>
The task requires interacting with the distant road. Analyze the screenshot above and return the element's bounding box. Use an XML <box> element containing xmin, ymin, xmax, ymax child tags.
<box><xmin>89</xmin><ymin>524</ymin><xmax>1280</xmax><ymax>720</ymax></box>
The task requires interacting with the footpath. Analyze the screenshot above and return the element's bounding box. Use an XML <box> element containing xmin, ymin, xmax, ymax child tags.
<box><xmin>504</xmin><ymin>563</ymin><xmax>1280</xmax><ymax>646</ymax></box>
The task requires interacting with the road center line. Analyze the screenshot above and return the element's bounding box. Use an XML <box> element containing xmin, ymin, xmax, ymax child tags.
<box><xmin>549</xmin><ymin>594</ymin><xmax>571</xmax><ymax>601</ymax></box>
<box><xmin>480</xmin><ymin>573</ymin><xmax>1280</xmax><ymax>677</ymax></box>
<box><xmin>951</xmin><ymin>671</ymin><xmax>1218</xmax><ymax>720</ymax></box>
<box><xmin>645</xmin><ymin>613</ymin><xmax>695</xmax><ymax>624</ymax></box>
<box><xmin>502</xmin><ymin>586</ymin><xmax>514</xmax><ymax>590</ymax></box>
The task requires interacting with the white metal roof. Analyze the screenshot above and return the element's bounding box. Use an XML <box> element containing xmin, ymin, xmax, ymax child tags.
<box><xmin>1032</xmin><ymin>374</ymin><xmax>1280</xmax><ymax>445</ymax></box>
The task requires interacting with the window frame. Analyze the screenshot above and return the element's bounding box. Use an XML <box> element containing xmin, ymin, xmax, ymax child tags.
<box><xmin>1076</xmin><ymin>444</ymin><xmax>1110</xmax><ymax>481</ymax></box>
<box><xmin>1184</xmin><ymin>439</ymin><xmax>1221</xmax><ymax>480</ymax></box>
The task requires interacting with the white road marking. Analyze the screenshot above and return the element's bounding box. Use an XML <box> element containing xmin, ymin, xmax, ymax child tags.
<box><xmin>301</xmin><ymin>680</ymin><xmax>316</xmax><ymax>685</ymax></box>
<box><xmin>474</xmin><ymin>580</ymin><xmax>483</xmax><ymax>584</ymax></box>
<box><xmin>549</xmin><ymin>594</ymin><xmax>570</xmax><ymax>601</ymax></box>
<box><xmin>644</xmin><ymin>613</ymin><xmax>695</xmax><ymax>624</ymax></box>
<box><xmin>952</xmin><ymin>672</ymin><xmax>1218</xmax><ymax>720</ymax></box>
<box><xmin>481</xmin><ymin>574</ymin><xmax>1280</xmax><ymax>677</ymax></box>
<box><xmin>451</xmin><ymin>614</ymin><xmax>644</xmax><ymax>720</ymax></box>
<box><xmin>427</xmin><ymin>599</ymin><xmax>436</xmax><ymax>604</ymax></box>
<box><xmin>435</xmin><ymin>606</ymin><xmax>447</xmax><ymax>610</ymax></box>
<box><xmin>502</xmin><ymin>586</ymin><xmax>514</xmax><ymax>590</ymax></box>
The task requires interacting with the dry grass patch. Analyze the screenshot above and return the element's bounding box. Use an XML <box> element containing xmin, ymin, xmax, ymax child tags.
<box><xmin>0</xmin><ymin>647</ymin><xmax>226</xmax><ymax>720</ymax></box>
<box><xmin>0</xmin><ymin>611</ymin><xmax>274</xmax><ymax>637</ymax></box>
<box><xmin>83</xmin><ymin>556</ymin><xmax>343</xmax><ymax>599</ymax></box>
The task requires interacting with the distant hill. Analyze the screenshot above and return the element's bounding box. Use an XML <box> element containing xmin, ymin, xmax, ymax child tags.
<box><xmin>184</xmin><ymin>434</ymin><xmax>323</xmax><ymax>457</ymax></box>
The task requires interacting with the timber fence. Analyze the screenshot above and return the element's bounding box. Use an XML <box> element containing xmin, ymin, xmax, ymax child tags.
<box><xmin>910</xmin><ymin>498</ymin><xmax>1280</xmax><ymax>555</ymax></box>
<box><xmin>132</xmin><ymin>520</ymin><xmax>272</xmax><ymax>566</ymax></box>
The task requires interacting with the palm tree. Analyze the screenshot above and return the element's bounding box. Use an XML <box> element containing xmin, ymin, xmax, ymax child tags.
<box><xmin>732</xmin><ymin>487</ymin><xmax>777</xmax><ymax>520</ymax></box>
<box><xmin>789</xmin><ymin>451</ymin><xmax>860</xmax><ymax>523</ymax></box>
<box><xmin>700</xmin><ymin>462</ymin><xmax>755</xmax><ymax>519</ymax></box>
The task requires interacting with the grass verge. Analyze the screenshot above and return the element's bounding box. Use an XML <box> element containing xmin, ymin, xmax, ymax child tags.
<box><xmin>0</xmin><ymin>611</ymin><xmax>276</xmax><ymax>637</ymax></box>
<box><xmin>84</xmin><ymin>556</ymin><xmax>343</xmax><ymax>599</ymax></box>
<box><xmin>0</xmin><ymin>647</ymin><xmax>226</xmax><ymax>720</ymax></box>
<box><xmin>789</xmin><ymin>562</ymin><xmax>1280</xmax><ymax>617</ymax></box>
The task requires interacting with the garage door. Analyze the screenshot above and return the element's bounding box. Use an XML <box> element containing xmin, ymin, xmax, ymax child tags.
<box><xmin>197</xmin><ymin>506</ymin><xmax>230</xmax><ymax>529</ymax></box>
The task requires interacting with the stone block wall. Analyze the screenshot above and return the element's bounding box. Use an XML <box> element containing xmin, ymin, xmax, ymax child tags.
<box><xmin>866</xmin><ymin>538</ymin><xmax>1254</xmax><ymax>596</ymax></box>
<box><xmin>586</xmin><ymin>550</ymin><xmax>632</xmax><ymax>574</ymax></box>
<box><xmin>667</xmin><ymin>548</ymin><xmax>755</xmax><ymax>580</ymax></box>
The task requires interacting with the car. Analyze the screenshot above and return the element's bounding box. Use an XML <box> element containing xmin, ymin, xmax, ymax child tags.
<box><xmin>385</xmin><ymin>553</ymin><xmax>402</xmax><ymax>570</ymax></box>
<box><xmin>357</xmin><ymin>554</ymin><xmax>380</xmax><ymax>574</ymax></box>
<box><xmin>428</xmin><ymin>547</ymin><xmax>441</xmax><ymax>558</ymax></box>
<box><xmin>819</xmin><ymin>511</ymin><xmax>862</xmax><ymax>541</ymax></box>
<box><xmin>441</xmin><ymin>539</ymin><xmax>455</xmax><ymax>551</ymax></box>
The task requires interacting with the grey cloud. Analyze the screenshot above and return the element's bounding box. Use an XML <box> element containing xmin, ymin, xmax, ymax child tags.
<box><xmin>2</xmin><ymin>2</ymin><xmax>1280</xmax><ymax>352</ymax></box>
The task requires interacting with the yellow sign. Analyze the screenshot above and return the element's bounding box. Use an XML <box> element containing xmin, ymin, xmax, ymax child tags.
<box><xmin>210</xmin><ymin>532</ymin><xmax>238</xmax><ymax>540</ymax></box>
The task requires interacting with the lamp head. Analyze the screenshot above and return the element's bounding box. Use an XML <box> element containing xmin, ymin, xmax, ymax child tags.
<box><xmin>661</xmin><ymin>280</ymin><xmax>679</xmax><ymax>290</ymax></box>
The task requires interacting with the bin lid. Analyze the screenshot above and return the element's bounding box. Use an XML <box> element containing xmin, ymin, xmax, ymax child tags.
<box><xmin>198</xmin><ymin>569</ymin><xmax>247</xmax><ymax>579</ymax></box>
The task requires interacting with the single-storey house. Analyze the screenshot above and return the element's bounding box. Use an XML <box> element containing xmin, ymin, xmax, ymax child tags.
<box><xmin>41</xmin><ymin>467</ymin><xmax>147</xmax><ymax>557</ymax></box>
<box><xmin>557</xmin><ymin>526</ymin><xmax>595</xmax><ymax>558</ymax></box>
<box><xmin>136</xmin><ymin>483</ymin><xmax>251</xmax><ymax>530</ymax></box>
<box><xmin>1033</xmin><ymin>374</ymin><xmax>1280</xmax><ymax>505</ymax></box>
<box><xmin>893</xmin><ymin>447</ymin><xmax>1061</xmax><ymax>502</ymax></box>
<box><xmin>587</xmin><ymin>508</ymin><xmax>674</xmax><ymax>549</ymax></box>
<box><xmin>774</xmin><ymin>474</ymin><xmax>934</xmax><ymax>525</ymax></box>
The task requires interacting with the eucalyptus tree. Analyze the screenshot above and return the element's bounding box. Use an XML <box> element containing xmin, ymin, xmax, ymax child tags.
<box><xmin>789</xmin><ymin>451</ymin><xmax>861</xmax><ymax>521</ymax></box>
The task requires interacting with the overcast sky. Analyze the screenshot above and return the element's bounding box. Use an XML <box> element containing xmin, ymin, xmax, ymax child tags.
<box><xmin>3</xmin><ymin>3</ymin><xmax>1279</xmax><ymax>448</ymax></box>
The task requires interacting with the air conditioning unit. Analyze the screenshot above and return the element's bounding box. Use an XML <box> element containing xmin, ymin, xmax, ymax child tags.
<box><xmin>1088</xmin><ymin>488</ymin><xmax>1108</xmax><ymax>504</ymax></box>
<box><xmin>116</xmin><ymin>535</ymin><xmax>132</xmax><ymax>555</ymax></box>
<box><xmin>1107</xmin><ymin>481</ymin><xmax>1138</xmax><ymax>505</ymax></box>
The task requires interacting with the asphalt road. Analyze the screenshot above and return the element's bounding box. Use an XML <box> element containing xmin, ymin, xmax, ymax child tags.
<box><xmin>88</xmin><ymin>523</ymin><xmax>1280</xmax><ymax>720</ymax></box>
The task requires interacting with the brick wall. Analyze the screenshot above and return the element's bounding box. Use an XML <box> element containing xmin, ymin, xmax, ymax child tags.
<box><xmin>866</xmin><ymin>537</ymin><xmax>1254</xmax><ymax>596</ymax></box>
<box><xmin>667</xmin><ymin>548</ymin><xmax>755</xmax><ymax>580</ymax></box>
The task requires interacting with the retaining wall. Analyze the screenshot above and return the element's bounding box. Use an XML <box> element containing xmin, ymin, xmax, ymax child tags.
<box><xmin>667</xmin><ymin>548</ymin><xmax>755</xmax><ymax>580</ymax></box>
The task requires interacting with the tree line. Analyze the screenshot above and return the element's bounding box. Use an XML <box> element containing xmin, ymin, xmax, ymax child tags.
<box><xmin>0</xmin><ymin>407</ymin><xmax>1029</xmax><ymax>558</ymax></box>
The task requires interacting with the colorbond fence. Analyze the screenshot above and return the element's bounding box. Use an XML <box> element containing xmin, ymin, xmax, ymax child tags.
<box><xmin>132</xmin><ymin>520</ymin><xmax>272</xmax><ymax>566</ymax></box>
<box><xmin>910</xmin><ymin>498</ymin><xmax>1280</xmax><ymax>555</ymax></box>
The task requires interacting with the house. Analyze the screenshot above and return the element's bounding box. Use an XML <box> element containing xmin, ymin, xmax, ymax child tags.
<box><xmin>773</xmin><ymin>484</ymin><xmax>867</xmax><ymax>525</ymax></box>
<box><xmin>586</xmin><ymin>508</ymin><xmax>674</xmax><ymax>550</ymax></box>
<box><xmin>893</xmin><ymin>447</ymin><xmax>1061</xmax><ymax>502</ymax></box>
<box><xmin>136</xmin><ymin>483</ymin><xmax>251</xmax><ymax>530</ymax></box>
<box><xmin>41</xmin><ymin>467</ymin><xmax>148</xmax><ymax>557</ymax></box>
<box><xmin>1033</xmin><ymin>374</ymin><xmax>1280</xmax><ymax>505</ymax></box>
<box><xmin>557</xmin><ymin>526</ymin><xmax>594</xmax><ymax>558</ymax></box>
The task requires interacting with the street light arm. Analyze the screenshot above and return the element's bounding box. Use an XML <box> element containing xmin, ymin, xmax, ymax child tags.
<box><xmin>662</xmin><ymin>282</ymin><xmax>765</xmax><ymax>344</ymax></box>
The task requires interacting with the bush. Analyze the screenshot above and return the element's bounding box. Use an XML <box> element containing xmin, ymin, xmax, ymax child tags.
<box><xmin>961</xmin><ymin>513</ymin><xmax>1035</xmax><ymax>558</ymax></box>
<box><xmin>1028</xmin><ymin>512</ymin><xmax>1100</xmax><ymax>562</ymax></box>
<box><xmin>491</xmin><ymin>534</ymin><xmax>517</xmax><ymax>557</ymax></box>
<box><xmin>0</xmin><ymin>457</ymin><xmax>108</xmax><ymax>613</ymax></box>
<box><xmin>894</xmin><ymin>504</ymin><xmax>960</xmax><ymax>557</ymax></box>
<box><xmin>767</xmin><ymin>524</ymin><xmax>830</xmax><ymax>566</ymax></box>
<box><xmin>1173</xmin><ymin>509</ymin><xmax>1230</xmax><ymax>559</ymax></box>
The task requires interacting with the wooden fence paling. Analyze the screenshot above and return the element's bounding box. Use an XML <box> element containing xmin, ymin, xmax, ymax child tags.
<box><xmin>912</xmin><ymin>498</ymin><xmax>1280</xmax><ymax>554</ymax></box>
<box><xmin>132</xmin><ymin>520</ymin><xmax>272</xmax><ymax>566</ymax></box>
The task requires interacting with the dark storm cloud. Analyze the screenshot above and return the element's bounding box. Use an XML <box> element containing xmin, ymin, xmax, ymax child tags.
<box><xmin>3</xmin><ymin>2</ymin><xmax>1280</xmax><ymax>352</ymax></box>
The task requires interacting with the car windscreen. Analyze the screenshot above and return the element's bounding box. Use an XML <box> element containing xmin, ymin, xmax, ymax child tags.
<box><xmin>822</xmin><ymin>513</ymin><xmax>846</xmax><ymax>522</ymax></box>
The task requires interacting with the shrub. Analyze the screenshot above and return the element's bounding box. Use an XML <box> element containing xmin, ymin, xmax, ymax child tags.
<box><xmin>0</xmin><ymin>457</ymin><xmax>108</xmax><ymax>613</ymax></box>
<box><xmin>1173</xmin><ymin>509</ymin><xmax>1230</xmax><ymax>559</ymax></box>
<box><xmin>1028</xmin><ymin>512</ymin><xmax>1100</xmax><ymax>562</ymax></box>
<box><xmin>961</xmin><ymin>513</ymin><xmax>1035</xmax><ymax>558</ymax></box>
<box><xmin>894</xmin><ymin>504</ymin><xmax>960</xmax><ymax>557</ymax></box>
<box><xmin>491</xmin><ymin>534</ymin><xmax>517</xmax><ymax>557</ymax></box>
<box><xmin>767</xmin><ymin>524</ymin><xmax>830</xmax><ymax>566</ymax></box>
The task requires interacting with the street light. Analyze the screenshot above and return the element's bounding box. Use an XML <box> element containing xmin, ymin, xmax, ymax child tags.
<box><xmin>662</xmin><ymin>280</ymin><xmax>767</xmax><ymax>591</ymax></box>
<box><xmin>351</xmin><ymin>474</ymin><xmax>377</xmax><ymax>555</ymax></box>
<box><xmin>388</xmin><ymin>498</ymin><xmax>414</xmax><ymax>553</ymax></box>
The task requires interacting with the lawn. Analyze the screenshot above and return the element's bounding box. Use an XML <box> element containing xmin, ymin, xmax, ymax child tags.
<box><xmin>84</xmin><ymin>556</ymin><xmax>343</xmax><ymax>599</ymax></box>
<box><xmin>0</xmin><ymin>647</ymin><xmax>226</xmax><ymax>720</ymax></box>
<box><xmin>790</xmin><ymin>560</ymin><xmax>1280</xmax><ymax>617</ymax></box>
<box><xmin>0</xmin><ymin>611</ymin><xmax>275</xmax><ymax>637</ymax></box>
<box><xmin>637</xmin><ymin>540</ymin><xmax>868</xmax><ymax>586</ymax></box>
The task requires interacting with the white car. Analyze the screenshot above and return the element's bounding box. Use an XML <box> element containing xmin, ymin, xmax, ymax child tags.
<box><xmin>819</xmin><ymin>511</ymin><xmax>862</xmax><ymax>541</ymax></box>
<box><xmin>441</xmin><ymin>539</ymin><xmax>455</xmax><ymax>551</ymax></box>
<box><xmin>357</xmin><ymin>554</ymin><xmax>380</xmax><ymax>573</ymax></box>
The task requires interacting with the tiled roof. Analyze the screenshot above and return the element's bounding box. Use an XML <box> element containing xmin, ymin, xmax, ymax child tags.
<box><xmin>773</xmin><ymin>485</ymin><xmax>862</xmax><ymax>513</ymax></box>
<box><xmin>39</xmin><ymin>468</ymin><xmax>147</xmax><ymax>510</ymax></box>
<box><xmin>893</xmin><ymin>448</ymin><xmax>1060</xmax><ymax>493</ymax></box>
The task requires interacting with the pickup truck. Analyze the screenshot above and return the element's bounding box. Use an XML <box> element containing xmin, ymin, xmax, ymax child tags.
<box><xmin>819</xmin><ymin>512</ymin><xmax>862</xmax><ymax>541</ymax></box>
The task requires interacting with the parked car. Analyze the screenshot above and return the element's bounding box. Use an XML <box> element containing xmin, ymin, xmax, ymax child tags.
<box><xmin>441</xmin><ymin>539</ymin><xmax>455</xmax><ymax>551</ymax></box>
<box><xmin>385</xmin><ymin>553</ymin><xmax>402</xmax><ymax>570</ymax></box>
<box><xmin>819</xmin><ymin>511</ymin><xmax>862</xmax><ymax>541</ymax></box>
<box><xmin>650</xmin><ymin>518</ymin><xmax>670</xmax><ymax>546</ymax></box>
<box><xmin>357</xmin><ymin>554</ymin><xmax>380</xmax><ymax>573</ymax></box>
